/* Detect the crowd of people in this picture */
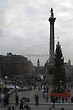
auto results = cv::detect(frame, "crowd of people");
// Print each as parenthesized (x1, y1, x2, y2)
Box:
(34, 85, 49, 105)
(51, 96, 68, 103)
(0, 91, 10, 107)
(7, 106, 15, 110)
(0, 88, 32, 110)
(0, 84, 73, 110)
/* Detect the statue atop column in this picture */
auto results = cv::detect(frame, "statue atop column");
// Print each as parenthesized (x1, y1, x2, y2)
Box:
(49, 8, 56, 70)
(50, 8, 54, 17)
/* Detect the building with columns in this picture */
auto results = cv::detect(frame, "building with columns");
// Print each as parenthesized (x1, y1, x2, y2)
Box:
(64, 60, 73, 79)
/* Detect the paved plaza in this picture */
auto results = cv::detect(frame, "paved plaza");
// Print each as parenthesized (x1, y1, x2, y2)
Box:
(0, 87, 73, 110)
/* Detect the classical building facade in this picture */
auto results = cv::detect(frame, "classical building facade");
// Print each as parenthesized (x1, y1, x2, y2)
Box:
(0, 53, 34, 78)
(64, 60, 73, 79)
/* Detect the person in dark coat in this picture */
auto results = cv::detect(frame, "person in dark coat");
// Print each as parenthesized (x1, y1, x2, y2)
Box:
(7, 106, 12, 110)
(35, 94, 39, 105)
(15, 94, 19, 105)
(6, 93, 10, 106)
(12, 106, 15, 110)
(62, 97, 64, 103)
(71, 96, 73, 103)
(46, 94, 48, 102)
(20, 100, 24, 110)
(52, 97, 55, 108)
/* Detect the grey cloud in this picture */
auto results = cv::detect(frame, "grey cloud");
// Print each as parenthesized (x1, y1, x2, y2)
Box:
(0, 0, 73, 65)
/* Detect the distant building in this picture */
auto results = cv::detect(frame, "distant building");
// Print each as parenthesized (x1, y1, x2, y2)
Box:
(34, 59, 44, 79)
(44, 59, 73, 81)
(64, 60, 73, 79)
(0, 53, 34, 79)
(37, 59, 40, 67)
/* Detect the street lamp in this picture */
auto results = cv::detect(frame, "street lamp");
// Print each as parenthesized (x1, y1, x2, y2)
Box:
(4, 76, 8, 93)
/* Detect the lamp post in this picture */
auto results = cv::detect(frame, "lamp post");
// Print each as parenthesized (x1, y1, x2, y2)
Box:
(5, 76, 8, 92)
(59, 80, 62, 92)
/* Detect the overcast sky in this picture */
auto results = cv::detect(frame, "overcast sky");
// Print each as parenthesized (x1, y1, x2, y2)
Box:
(0, 0, 73, 66)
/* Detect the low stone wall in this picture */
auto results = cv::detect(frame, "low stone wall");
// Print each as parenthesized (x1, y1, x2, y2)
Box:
(17, 88, 32, 91)
(8, 88, 16, 103)
(8, 88, 16, 95)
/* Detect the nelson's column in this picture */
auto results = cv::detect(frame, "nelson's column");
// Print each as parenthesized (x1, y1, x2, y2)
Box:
(48, 8, 56, 74)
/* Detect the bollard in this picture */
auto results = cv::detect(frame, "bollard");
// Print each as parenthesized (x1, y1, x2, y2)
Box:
(62, 108, 64, 110)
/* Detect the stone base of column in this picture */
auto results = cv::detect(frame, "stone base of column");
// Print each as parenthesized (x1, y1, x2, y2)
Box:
(48, 64, 54, 74)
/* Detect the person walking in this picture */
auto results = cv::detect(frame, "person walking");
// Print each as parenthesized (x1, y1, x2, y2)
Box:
(7, 106, 12, 110)
(6, 93, 10, 106)
(58, 97, 61, 103)
(46, 94, 48, 102)
(0, 92, 4, 103)
(12, 106, 15, 110)
(15, 94, 19, 105)
(52, 97, 55, 108)
(19, 100, 24, 110)
(62, 97, 64, 103)
(71, 96, 73, 103)
(65, 97, 67, 103)
(35, 94, 39, 105)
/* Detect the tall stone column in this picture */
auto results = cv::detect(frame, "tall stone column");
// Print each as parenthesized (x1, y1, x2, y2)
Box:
(49, 8, 56, 65)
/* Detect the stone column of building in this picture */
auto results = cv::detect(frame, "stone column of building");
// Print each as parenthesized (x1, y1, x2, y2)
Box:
(49, 8, 56, 65)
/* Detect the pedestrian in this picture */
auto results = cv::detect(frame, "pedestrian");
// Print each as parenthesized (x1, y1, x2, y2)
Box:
(35, 94, 39, 105)
(20, 100, 24, 110)
(12, 106, 15, 110)
(46, 87, 49, 93)
(51, 96, 54, 103)
(6, 93, 10, 106)
(15, 94, 19, 105)
(55, 97, 58, 103)
(62, 97, 64, 103)
(46, 94, 48, 102)
(58, 97, 60, 103)
(43, 91, 46, 98)
(7, 106, 12, 110)
(0, 93, 4, 103)
(42, 88, 44, 93)
(52, 97, 55, 108)
(71, 96, 73, 103)
(65, 97, 67, 103)
(3, 94, 7, 107)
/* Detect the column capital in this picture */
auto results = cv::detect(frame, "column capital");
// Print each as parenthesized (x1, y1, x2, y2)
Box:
(49, 8, 56, 22)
